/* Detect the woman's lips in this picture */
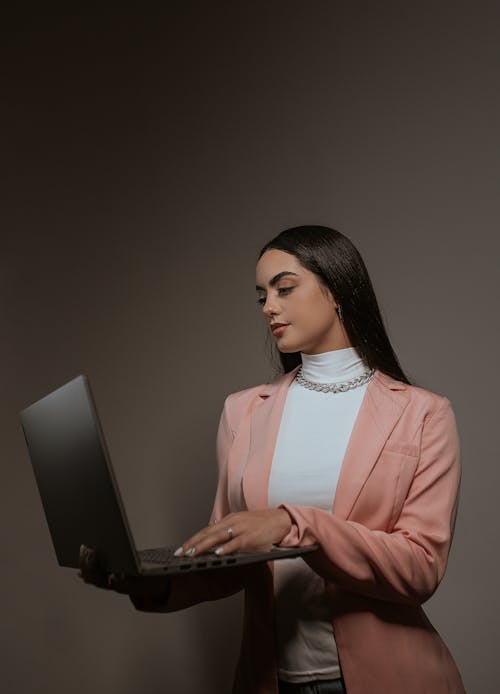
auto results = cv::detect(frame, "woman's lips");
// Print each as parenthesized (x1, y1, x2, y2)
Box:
(271, 324, 289, 336)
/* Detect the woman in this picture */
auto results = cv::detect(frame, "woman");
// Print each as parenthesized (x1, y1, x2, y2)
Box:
(81, 226, 466, 694)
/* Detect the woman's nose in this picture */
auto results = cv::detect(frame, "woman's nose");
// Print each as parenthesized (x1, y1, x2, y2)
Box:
(262, 296, 279, 317)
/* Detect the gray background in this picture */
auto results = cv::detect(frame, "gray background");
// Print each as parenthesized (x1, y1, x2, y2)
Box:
(2, 4, 499, 692)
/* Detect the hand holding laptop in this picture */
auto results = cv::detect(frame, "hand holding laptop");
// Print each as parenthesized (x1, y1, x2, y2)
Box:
(79, 544, 171, 603)
(78, 543, 266, 610)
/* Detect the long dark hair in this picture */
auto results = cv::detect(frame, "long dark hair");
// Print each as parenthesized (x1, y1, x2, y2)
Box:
(258, 225, 412, 385)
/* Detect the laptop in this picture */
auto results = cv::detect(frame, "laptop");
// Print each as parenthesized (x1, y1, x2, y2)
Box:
(19, 375, 317, 576)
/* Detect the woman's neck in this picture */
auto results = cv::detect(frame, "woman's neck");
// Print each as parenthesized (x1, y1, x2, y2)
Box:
(300, 346, 367, 382)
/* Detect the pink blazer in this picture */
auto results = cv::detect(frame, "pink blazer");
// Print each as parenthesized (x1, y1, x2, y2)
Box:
(134, 367, 466, 694)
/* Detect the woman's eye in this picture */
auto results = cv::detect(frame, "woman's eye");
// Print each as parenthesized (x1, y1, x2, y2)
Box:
(256, 287, 293, 306)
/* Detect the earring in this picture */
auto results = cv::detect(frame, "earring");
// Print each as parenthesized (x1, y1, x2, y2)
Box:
(337, 305, 343, 322)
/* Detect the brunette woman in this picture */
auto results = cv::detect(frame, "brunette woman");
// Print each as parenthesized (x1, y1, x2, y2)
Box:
(81, 226, 465, 694)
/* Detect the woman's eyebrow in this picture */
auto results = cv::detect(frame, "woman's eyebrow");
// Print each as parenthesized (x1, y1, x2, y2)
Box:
(255, 271, 299, 291)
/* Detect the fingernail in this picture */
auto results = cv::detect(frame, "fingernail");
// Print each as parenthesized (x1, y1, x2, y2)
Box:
(214, 546, 224, 556)
(174, 546, 183, 557)
(185, 547, 196, 556)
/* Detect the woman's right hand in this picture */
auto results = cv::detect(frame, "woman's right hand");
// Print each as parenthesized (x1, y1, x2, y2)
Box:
(78, 544, 171, 604)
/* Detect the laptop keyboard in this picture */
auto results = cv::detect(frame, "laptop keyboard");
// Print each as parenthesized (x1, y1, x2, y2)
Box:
(139, 547, 177, 564)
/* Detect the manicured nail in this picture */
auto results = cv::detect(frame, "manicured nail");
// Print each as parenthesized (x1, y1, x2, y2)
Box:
(214, 546, 224, 556)
(186, 547, 196, 556)
(174, 546, 183, 557)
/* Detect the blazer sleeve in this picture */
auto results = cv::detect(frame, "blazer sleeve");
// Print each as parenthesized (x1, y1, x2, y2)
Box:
(278, 398, 462, 607)
(131, 395, 247, 613)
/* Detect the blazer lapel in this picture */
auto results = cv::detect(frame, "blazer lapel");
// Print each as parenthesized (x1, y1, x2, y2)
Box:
(240, 367, 410, 519)
(240, 367, 299, 511)
(332, 370, 410, 519)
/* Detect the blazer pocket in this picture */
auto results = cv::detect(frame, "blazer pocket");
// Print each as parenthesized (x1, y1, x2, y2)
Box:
(388, 450, 420, 530)
(349, 446, 419, 530)
(383, 440, 419, 458)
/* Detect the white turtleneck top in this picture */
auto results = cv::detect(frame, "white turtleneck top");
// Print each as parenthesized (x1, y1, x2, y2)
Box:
(268, 346, 370, 683)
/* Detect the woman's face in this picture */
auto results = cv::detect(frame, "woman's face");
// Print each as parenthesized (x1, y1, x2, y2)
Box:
(255, 249, 351, 354)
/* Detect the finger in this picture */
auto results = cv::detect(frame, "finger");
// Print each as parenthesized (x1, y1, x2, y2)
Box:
(212, 538, 241, 556)
(174, 523, 230, 557)
(174, 512, 243, 556)
(78, 545, 99, 576)
(176, 517, 236, 557)
(78, 546, 111, 588)
(174, 532, 216, 557)
(183, 524, 241, 557)
(109, 575, 141, 594)
(78, 544, 93, 571)
(105, 573, 148, 594)
(107, 572, 126, 588)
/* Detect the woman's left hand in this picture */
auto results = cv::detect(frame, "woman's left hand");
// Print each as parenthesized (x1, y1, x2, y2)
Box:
(174, 509, 293, 558)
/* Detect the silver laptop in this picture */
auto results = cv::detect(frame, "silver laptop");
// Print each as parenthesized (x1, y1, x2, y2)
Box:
(19, 375, 317, 576)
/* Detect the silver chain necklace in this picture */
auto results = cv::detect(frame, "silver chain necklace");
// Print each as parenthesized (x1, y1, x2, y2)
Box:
(295, 366, 375, 393)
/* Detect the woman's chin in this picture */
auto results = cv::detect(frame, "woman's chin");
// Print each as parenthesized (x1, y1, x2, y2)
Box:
(277, 341, 301, 354)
